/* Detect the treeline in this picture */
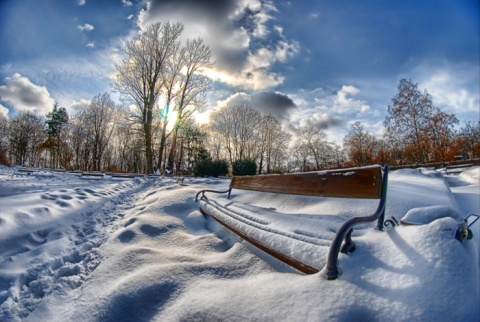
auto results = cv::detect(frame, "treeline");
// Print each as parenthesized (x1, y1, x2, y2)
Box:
(0, 79, 478, 175)
(0, 21, 478, 174)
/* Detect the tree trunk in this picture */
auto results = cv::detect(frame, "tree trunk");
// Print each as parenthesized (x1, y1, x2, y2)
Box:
(157, 122, 168, 173)
(167, 111, 182, 173)
(167, 128, 178, 173)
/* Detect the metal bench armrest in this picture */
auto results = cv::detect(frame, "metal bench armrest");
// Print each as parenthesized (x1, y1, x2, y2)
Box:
(325, 165, 389, 280)
(195, 188, 232, 202)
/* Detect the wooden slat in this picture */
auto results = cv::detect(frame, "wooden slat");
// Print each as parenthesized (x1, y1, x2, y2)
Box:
(230, 166, 382, 199)
(111, 173, 136, 178)
(200, 207, 319, 274)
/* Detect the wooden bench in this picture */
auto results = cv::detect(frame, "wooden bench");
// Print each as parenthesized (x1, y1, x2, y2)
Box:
(195, 165, 391, 280)
(111, 173, 136, 179)
(81, 172, 105, 178)
(51, 169, 67, 174)
(445, 164, 474, 175)
(14, 168, 35, 175)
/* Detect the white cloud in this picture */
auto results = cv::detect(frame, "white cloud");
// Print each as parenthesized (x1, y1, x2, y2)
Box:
(86, 43, 95, 48)
(205, 67, 284, 91)
(229, 0, 262, 20)
(69, 99, 91, 114)
(122, 0, 133, 6)
(407, 61, 479, 124)
(250, 8, 274, 38)
(194, 92, 252, 124)
(286, 86, 377, 145)
(77, 0, 86, 6)
(0, 103, 9, 116)
(214, 92, 251, 109)
(335, 85, 370, 113)
(0, 73, 55, 115)
(204, 39, 299, 91)
(273, 25, 283, 36)
(78, 24, 94, 32)
(420, 70, 479, 114)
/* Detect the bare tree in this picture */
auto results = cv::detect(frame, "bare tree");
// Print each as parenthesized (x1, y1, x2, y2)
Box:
(210, 104, 261, 166)
(8, 111, 45, 166)
(69, 115, 89, 170)
(257, 114, 290, 174)
(167, 38, 213, 172)
(0, 113, 8, 165)
(156, 36, 183, 172)
(203, 123, 223, 160)
(296, 125, 332, 170)
(372, 138, 392, 166)
(115, 22, 184, 173)
(458, 121, 480, 159)
(330, 143, 346, 168)
(343, 121, 375, 166)
(290, 142, 312, 172)
(76, 93, 119, 171)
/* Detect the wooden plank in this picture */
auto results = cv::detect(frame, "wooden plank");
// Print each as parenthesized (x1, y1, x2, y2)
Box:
(82, 172, 104, 177)
(111, 173, 135, 178)
(15, 169, 34, 175)
(200, 207, 319, 274)
(230, 166, 382, 199)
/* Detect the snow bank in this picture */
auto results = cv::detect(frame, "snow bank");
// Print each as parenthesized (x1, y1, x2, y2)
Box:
(459, 166, 480, 184)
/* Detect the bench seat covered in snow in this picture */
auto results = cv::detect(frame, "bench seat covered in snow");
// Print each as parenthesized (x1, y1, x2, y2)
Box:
(195, 165, 390, 280)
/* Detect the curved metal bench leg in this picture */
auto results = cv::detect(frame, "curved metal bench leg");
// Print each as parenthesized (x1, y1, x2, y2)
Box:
(340, 228, 356, 254)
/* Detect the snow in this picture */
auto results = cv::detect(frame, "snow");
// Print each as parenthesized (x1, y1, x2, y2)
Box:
(0, 166, 479, 321)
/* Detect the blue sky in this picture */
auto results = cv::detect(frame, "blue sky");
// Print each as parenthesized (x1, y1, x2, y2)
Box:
(0, 0, 478, 144)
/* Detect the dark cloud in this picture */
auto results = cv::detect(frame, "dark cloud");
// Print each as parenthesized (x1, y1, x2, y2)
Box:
(151, 0, 237, 16)
(286, 109, 342, 134)
(139, 0, 244, 69)
(139, 0, 294, 90)
(307, 114, 342, 130)
(251, 91, 296, 120)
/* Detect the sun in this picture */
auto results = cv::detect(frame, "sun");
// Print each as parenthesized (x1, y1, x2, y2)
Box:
(166, 110, 178, 131)
(193, 110, 211, 124)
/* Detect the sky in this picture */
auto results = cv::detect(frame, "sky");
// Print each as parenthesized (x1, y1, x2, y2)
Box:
(0, 0, 479, 144)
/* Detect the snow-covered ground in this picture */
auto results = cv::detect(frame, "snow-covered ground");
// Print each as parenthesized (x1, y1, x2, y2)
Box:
(0, 166, 478, 321)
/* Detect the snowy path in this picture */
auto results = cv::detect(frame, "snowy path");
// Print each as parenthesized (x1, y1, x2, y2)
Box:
(0, 175, 147, 320)
(24, 179, 272, 321)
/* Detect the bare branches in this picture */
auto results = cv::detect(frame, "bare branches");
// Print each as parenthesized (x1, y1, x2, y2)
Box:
(343, 121, 375, 167)
(114, 21, 184, 173)
(166, 37, 214, 171)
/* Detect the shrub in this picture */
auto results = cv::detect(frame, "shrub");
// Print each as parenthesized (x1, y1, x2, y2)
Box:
(211, 159, 229, 177)
(232, 159, 257, 176)
(193, 159, 210, 177)
(193, 155, 228, 177)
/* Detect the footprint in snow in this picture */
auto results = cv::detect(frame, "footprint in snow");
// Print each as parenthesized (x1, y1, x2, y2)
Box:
(124, 218, 136, 227)
(118, 230, 136, 243)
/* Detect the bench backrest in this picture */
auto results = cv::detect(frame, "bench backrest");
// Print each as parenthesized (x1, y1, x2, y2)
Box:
(230, 166, 383, 199)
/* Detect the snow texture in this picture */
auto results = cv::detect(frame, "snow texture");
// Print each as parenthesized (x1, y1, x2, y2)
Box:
(0, 166, 478, 321)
